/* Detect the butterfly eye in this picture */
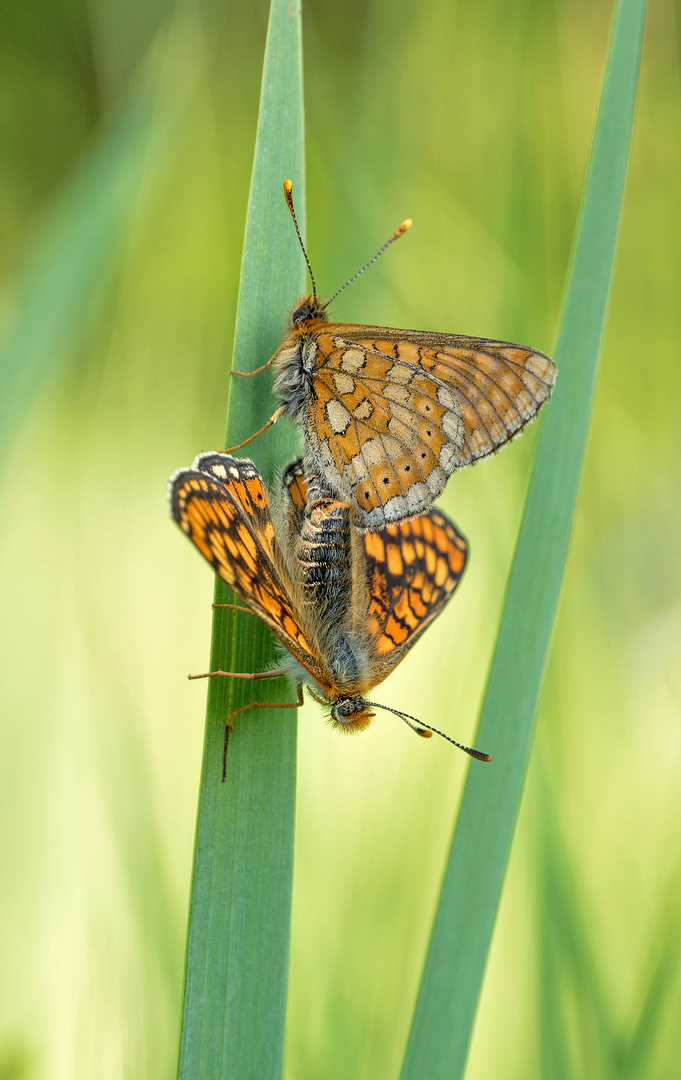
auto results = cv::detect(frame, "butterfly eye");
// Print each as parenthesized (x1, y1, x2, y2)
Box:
(292, 303, 314, 324)
(332, 697, 365, 723)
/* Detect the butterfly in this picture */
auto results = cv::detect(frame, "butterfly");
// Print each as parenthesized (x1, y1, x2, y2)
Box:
(168, 452, 491, 760)
(230, 180, 556, 530)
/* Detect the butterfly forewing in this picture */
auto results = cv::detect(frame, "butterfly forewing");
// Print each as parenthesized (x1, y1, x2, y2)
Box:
(190, 451, 278, 561)
(169, 459, 315, 669)
(277, 318, 555, 529)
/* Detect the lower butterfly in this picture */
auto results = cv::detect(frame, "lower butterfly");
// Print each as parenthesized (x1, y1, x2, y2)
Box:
(168, 452, 491, 761)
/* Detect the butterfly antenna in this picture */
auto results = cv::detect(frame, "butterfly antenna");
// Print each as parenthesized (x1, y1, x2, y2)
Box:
(326, 216, 412, 307)
(364, 701, 492, 762)
(284, 179, 317, 303)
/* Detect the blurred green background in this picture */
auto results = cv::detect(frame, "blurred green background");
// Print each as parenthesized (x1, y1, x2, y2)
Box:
(1, 0, 679, 1077)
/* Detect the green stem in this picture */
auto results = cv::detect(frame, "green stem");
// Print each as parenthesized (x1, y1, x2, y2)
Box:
(177, 2, 305, 1077)
(399, 0, 646, 1076)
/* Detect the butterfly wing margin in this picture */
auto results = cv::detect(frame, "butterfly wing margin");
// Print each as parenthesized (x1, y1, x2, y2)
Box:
(362, 508, 468, 684)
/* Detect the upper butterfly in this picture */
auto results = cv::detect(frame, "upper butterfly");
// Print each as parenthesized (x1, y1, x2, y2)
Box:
(233, 180, 556, 530)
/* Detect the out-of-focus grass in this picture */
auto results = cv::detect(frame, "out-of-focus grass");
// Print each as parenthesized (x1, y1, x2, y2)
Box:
(401, 2, 646, 1075)
(1, 1, 680, 1078)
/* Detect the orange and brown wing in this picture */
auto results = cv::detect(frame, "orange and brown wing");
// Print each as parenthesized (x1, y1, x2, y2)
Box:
(280, 456, 308, 538)
(279, 458, 467, 667)
(303, 324, 554, 528)
(281, 458, 308, 511)
(362, 507, 468, 684)
(168, 458, 314, 669)
(190, 452, 278, 562)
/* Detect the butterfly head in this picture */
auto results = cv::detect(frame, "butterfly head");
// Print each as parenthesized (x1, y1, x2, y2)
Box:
(306, 684, 375, 733)
(291, 294, 329, 326)
(329, 695, 376, 734)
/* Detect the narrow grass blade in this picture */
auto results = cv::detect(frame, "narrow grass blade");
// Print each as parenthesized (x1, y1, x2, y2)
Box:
(399, 1, 647, 1077)
(176, 2, 305, 1079)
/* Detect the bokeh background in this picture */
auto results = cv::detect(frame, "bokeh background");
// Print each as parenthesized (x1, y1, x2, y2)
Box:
(1, 0, 679, 1077)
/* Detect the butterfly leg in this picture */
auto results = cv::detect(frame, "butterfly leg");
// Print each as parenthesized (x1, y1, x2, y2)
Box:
(226, 684, 304, 726)
(222, 406, 286, 453)
(230, 348, 278, 379)
(222, 685, 304, 781)
(188, 667, 290, 681)
(212, 603, 255, 613)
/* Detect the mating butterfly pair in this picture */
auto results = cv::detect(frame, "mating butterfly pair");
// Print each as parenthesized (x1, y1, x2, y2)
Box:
(170, 184, 555, 756)
(169, 453, 489, 758)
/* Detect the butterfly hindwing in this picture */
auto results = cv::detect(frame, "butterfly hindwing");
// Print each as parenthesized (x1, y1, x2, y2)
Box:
(280, 456, 467, 685)
(363, 508, 468, 683)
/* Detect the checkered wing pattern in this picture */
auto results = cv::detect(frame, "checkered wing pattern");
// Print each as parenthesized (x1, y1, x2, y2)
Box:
(281, 457, 468, 683)
(168, 455, 314, 667)
(277, 317, 555, 529)
(363, 508, 468, 682)
(305, 327, 555, 527)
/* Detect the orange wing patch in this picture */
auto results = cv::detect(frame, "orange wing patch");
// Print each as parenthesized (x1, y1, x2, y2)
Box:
(192, 451, 277, 562)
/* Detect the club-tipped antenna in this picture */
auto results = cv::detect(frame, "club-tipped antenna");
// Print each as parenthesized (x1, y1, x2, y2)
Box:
(284, 179, 317, 302)
(326, 216, 412, 307)
(283, 179, 412, 308)
(364, 701, 492, 761)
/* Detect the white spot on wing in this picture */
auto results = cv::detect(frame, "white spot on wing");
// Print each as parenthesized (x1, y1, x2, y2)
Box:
(340, 348, 366, 372)
(442, 410, 464, 442)
(326, 399, 351, 434)
(439, 443, 459, 471)
(353, 399, 374, 421)
(437, 386, 457, 409)
(387, 362, 414, 385)
(426, 467, 445, 494)
(332, 371, 355, 395)
(362, 438, 385, 466)
(384, 384, 410, 406)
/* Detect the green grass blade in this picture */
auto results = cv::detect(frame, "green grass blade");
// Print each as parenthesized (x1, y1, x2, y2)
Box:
(0, 90, 156, 455)
(534, 773, 680, 1079)
(176, 2, 305, 1078)
(399, 1, 647, 1077)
